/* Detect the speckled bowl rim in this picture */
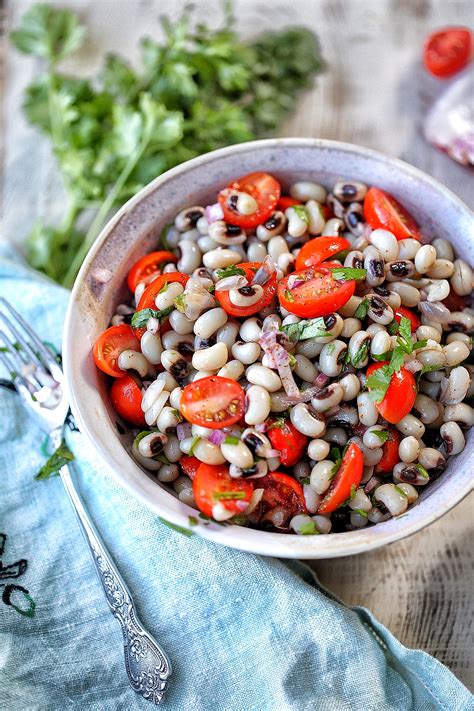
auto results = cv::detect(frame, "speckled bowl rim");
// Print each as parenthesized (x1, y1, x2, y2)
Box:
(64, 138, 473, 559)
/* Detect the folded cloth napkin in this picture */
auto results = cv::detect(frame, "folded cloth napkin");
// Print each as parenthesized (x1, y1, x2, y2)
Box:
(0, 249, 472, 711)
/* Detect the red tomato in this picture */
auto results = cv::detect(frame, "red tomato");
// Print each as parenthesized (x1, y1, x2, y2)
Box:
(442, 291, 467, 312)
(179, 456, 201, 481)
(367, 362, 417, 425)
(193, 463, 254, 518)
(317, 443, 363, 514)
(424, 27, 473, 78)
(375, 428, 401, 474)
(277, 262, 355, 318)
(277, 196, 301, 211)
(215, 262, 277, 317)
(93, 324, 140, 378)
(133, 272, 189, 337)
(180, 376, 245, 429)
(364, 188, 422, 241)
(127, 251, 177, 293)
(394, 306, 421, 333)
(322, 205, 334, 221)
(110, 375, 146, 426)
(267, 419, 308, 467)
(295, 237, 351, 270)
(218, 172, 280, 229)
(251, 472, 307, 529)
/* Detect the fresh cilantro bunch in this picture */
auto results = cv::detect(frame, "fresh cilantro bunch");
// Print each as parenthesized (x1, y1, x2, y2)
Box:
(11, 3, 324, 287)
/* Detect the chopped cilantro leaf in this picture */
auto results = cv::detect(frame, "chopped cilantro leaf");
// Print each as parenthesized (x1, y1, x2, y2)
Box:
(35, 439, 74, 480)
(353, 298, 370, 320)
(329, 267, 367, 281)
(215, 265, 246, 279)
(281, 317, 330, 342)
(371, 430, 389, 443)
(131, 306, 173, 328)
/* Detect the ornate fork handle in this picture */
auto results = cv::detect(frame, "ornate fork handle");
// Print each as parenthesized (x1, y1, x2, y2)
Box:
(53, 430, 172, 704)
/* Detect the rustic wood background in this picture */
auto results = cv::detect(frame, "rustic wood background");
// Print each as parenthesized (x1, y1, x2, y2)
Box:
(2, 0, 473, 690)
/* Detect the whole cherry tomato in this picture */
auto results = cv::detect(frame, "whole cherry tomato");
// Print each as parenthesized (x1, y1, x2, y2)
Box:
(215, 262, 277, 318)
(278, 262, 355, 318)
(110, 375, 146, 426)
(317, 443, 364, 514)
(193, 463, 254, 518)
(364, 187, 422, 241)
(127, 251, 177, 293)
(180, 376, 245, 429)
(295, 237, 351, 270)
(424, 27, 473, 78)
(218, 172, 281, 229)
(367, 362, 417, 424)
(267, 418, 308, 467)
(93, 324, 140, 378)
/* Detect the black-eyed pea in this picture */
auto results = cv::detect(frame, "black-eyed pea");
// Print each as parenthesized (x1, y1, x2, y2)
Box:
(168, 309, 195, 335)
(350, 511, 370, 528)
(398, 435, 420, 463)
(412, 394, 439, 424)
(290, 181, 327, 203)
(307, 439, 331, 462)
(218, 359, 245, 381)
(231, 340, 261, 365)
(193, 307, 228, 339)
(443, 403, 474, 427)
(157, 463, 180, 483)
(220, 440, 253, 469)
(306, 200, 325, 235)
(418, 447, 446, 470)
(270, 390, 291, 413)
(396, 482, 418, 504)
(285, 207, 309, 238)
(395, 414, 425, 439)
(414, 244, 437, 274)
(309, 460, 334, 494)
(366, 323, 386, 336)
(244, 385, 271, 425)
(293, 460, 311, 482)
(333, 180, 367, 203)
(338, 373, 361, 401)
(357, 392, 379, 427)
(312, 514, 332, 534)
(319, 340, 347, 377)
(443, 340, 470, 366)
(291, 403, 326, 437)
(197, 236, 219, 252)
(156, 371, 179, 393)
(132, 442, 162, 471)
(157, 406, 181, 433)
(302, 485, 320, 514)
(439, 366, 471, 405)
(294, 354, 318, 382)
(290, 513, 317, 534)
(310, 383, 345, 413)
(246, 364, 282, 392)
(177, 241, 202, 274)
(416, 325, 442, 343)
(368, 507, 392, 523)
(163, 434, 181, 463)
(385, 260, 416, 282)
(389, 282, 420, 307)
(348, 488, 372, 512)
(323, 427, 348, 446)
(295, 338, 324, 358)
(337, 295, 363, 317)
(117, 349, 148, 378)
(369, 228, 399, 261)
(367, 294, 394, 324)
(446, 332, 472, 351)
(215, 321, 240, 351)
(425, 279, 450, 303)
(256, 211, 287, 241)
(191, 342, 228, 371)
(445, 311, 474, 333)
(440, 421, 466, 455)
(374, 483, 408, 516)
(174, 206, 205, 231)
(348, 331, 371, 368)
(417, 348, 446, 369)
(451, 259, 472, 296)
(397, 238, 421, 260)
(169, 386, 183, 410)
(192, 370, 216, 381)
(370, 330, 392, 358)
(247, 240, 268, 262)
(179, 228, 200, 243)
(426, 259, 455, 279)
(361, 465, 374, 484)
(364, 246, 385, 287)
(344, 202, 365, 236)
(344, 250, 364, 269)
(140, 332, 163, 365)
(203, 248, 241, 270)
(137, 432, 168, 459)
(358, 440, 383, 466)
(322, 217, 345, 237)
(363, 426, 388, 450)
(432, 238, 454, 261)
(392, 462, 429, 486)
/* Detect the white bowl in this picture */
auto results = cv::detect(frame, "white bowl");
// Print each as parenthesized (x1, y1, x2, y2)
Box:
(63, 138, 473, 559)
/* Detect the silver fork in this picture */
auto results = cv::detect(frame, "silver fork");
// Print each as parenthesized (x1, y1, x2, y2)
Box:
(0, 298, 172, 705)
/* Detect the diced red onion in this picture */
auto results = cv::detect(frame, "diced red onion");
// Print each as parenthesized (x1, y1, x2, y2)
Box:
(255, 423, 268, 433)
(404, 359, 423, 373)
(263, 448, 280, 459)
(314, 372, 330, 388)
(287, 274, 304, 289)
(364, 475, 381, 495)
(215, 275, 248, 291)
(176, 423, 192, 440)
(252, 256, 276, 286)
(208, 430, 226, 446)
(205, 203, 224, 223)
(418, 300, 451, 323)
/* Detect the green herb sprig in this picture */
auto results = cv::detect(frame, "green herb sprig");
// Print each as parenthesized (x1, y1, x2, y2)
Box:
(281, 317, 330, 342)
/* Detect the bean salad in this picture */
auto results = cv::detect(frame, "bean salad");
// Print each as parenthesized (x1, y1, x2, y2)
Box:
(92, 172, 473, 535)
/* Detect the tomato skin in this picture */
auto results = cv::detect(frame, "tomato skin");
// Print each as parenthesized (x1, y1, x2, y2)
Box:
(180, 376, 245, 429)
(277, 263, 355, 318)
(93, 324, 140, 378)
(424, 27, 473, 78)
(179, 456, 201, 481)
(267, 419, 308, 467)
(317, 443, 363, 514)
(364, 187, 422, 241)
(218, 172, 281, 229)
(367, 362, 417, 424)
(215, 262, 277, 317)
(136, 272, 189, 312)
(295, 237, 351, 271)
(375, 428, 401, 474)
(277, 196, 301, 211)
(110, 375, 146, 426)
(251, 472, 307, 529)
(394, 306, 421, 333)
(193, 463, 254, 518)
(127, 251, 177, 293)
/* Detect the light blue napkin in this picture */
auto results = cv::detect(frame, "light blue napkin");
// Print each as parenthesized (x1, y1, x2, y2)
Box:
(0, 248, 472, 711)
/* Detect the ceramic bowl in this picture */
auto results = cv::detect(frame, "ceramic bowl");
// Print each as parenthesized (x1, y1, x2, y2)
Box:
(63, 138, 473, 559)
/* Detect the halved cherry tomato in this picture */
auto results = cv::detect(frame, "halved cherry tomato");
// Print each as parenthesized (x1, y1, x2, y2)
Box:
(179, 455, 201, 481)
(424, 27, 473, 79)
(364, 187, 422, 241)
(317, 443, 363, 514)
(193, 463, 254, 518)
(110, 375, 146, 426)
(394, 306, 421, 333)
(133, 272, 189, 337)
(127, 251, 177, 293)
(375, 428, 401, 474)
(367, 362, 417, 425)
(218, 172, 281, 229)
(295, 237, 351, 271)
(267, 418, 308, 467)
(277, 195, 301, 211)
(215, 262, 277, 317)
(93, 324, 140, 378)
(249, 472, 306, 530)
(180, 376, 245, 429)
(277, 262, 355, 318)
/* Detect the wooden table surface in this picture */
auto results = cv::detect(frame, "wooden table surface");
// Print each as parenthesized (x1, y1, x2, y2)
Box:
(2, 0, 473, 691)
